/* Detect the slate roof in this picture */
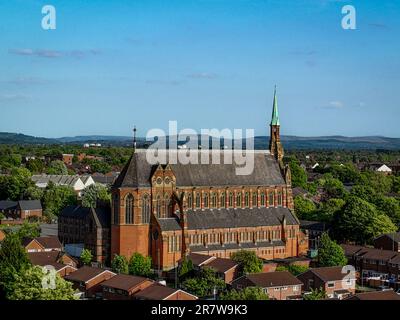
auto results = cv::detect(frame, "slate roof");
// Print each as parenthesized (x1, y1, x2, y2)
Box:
(0, 200, 17, 211)
(375, 232, 400, 243)
(206, 257, 238, 274)
(113, 150, 285, 188)
(184, 253, 216, 266)
(18, 200, 42, 211)
(101, 274, 151, 291)
(28, 251, 61, 266)
(23, 236, 62, 250)
(233, 271, 302, 288)
(299, 220, 328, 232)
(190, 241, 286, 253)
(157, 207, 298, 232)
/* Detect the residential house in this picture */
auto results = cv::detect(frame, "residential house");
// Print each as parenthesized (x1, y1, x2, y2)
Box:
(133, 283, 197, 300)
(297, 266, 356, 299)
(182, 253, 240, 284)
(23, 236, 62, 252)
(62, 154, 74, 166)
(231, 271, 303, 300)
(0, 200, 42, 220)
(64, 266, 116, 298)
(101, 274, 154, 300)
(28, 251, 78, 277)
(374, 232, 400, 252)
(31, 175, 94, 197)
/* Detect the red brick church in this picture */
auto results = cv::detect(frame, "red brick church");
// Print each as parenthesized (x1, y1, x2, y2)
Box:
(111, 89, 308, 271)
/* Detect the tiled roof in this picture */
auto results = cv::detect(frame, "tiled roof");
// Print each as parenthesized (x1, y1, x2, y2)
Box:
(205, 257, 238, 274)
(0, 200, 18, 211)
(101, 274, 151, 291)
(65, 266, 115, 283)
(235, 271, 302, 288)
(18, 200, 42, 211)
(375, 232, 400, 243)
(308, 266, 349, 282)
(185, 253, 215, 267)
(190, 240, 285, 253)
(346, 290, 400, 300)
(23, 236, 62, 250)
(113, 150, 285, 188)
(28, 251, 61, 266)
(133, 283, 180, 300)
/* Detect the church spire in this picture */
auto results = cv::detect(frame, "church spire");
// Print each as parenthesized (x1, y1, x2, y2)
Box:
(269, 86, 284, 164)
(270, 85, 280, 126)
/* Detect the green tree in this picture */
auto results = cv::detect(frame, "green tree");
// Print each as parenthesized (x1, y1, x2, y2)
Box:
(317, 233, 347, 267)
(42, 183, 77, 218)
(374, 195, 400, 227)
(179, 256, 194, 280)
(321, 176, 346, 199)
(334, 196, 397, 243)
(81, 184, 111, 208)
(128, 253, 152, 277)
(318, 198, 346, 223)
(0, 167, 33, 200)
(26, 159, 45, 174)
(16, 221, 41, 239)
(8, 266, 77, 300)
(303, 288, 327, 300)
(47, 160, 68, 175)
(231, 250, 263, 274)
(294, 196, 317, 220)
(80, 249, 93, 265)
(23, 185, 44, 200)
(288, 159, 308, 189)
(0, 233, 31, 295)
(221, 287, 269, 300)
(182, 267, 226, 298)
(111, 254, 129, 274)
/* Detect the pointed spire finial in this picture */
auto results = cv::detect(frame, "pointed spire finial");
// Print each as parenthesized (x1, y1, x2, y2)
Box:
(271, 85, 280, 126)
(133, 125, 137, 152)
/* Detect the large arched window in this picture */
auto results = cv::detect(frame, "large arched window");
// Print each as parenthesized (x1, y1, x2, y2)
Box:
(203, 193, 209, 208)
(211, 193, 217, 208)
(236, 193, 242, 207)
(244, 192, 249, 207)
(220, 193, 226, 208)
(252, 192, 258, 207)
(113, 194, 119, 224)
(125, 194, 134, 224)
(156, 195, 162, 218)
(228, 192, 234, 208)
(195, 193, 201, 209)
(142, 194, 150, 224)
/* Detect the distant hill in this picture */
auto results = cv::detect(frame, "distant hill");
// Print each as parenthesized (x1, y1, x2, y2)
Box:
(1, 132, 400, 150)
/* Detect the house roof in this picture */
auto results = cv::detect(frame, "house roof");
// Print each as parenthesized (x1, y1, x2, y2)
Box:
(65, 266, 115, 283)
(341, 244, 366, 256)
(307, 266, 350, 282)
(133, 283, 189, 300)
(205, 257, 238, 274)
(28, 251, 61, 266)
(346, 290, 400, 300)
(375, 232, 400, 243)
(190, 240, 285, 253)
(101, 274, 151, 291)
(235, 271, 302, 288)
(23, 236, 62, 249)
(158, 207, 298, 232)
(185, 253, 215, 267)
(0, 200, 18, 211)
(18, 200, 42, 211)
(113, 150, 285, 189)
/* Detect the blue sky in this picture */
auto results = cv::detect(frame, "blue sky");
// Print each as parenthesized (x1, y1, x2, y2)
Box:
(0, 0, 399, 138)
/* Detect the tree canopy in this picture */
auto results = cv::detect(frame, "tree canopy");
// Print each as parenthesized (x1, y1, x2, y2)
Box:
(231, 250, 263, 274)
(317, 233, 347, 267)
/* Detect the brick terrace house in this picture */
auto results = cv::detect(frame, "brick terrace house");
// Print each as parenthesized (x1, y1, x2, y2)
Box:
(374, 232, 400, 252)
(133, 283, 197, 300)
(23, 236, 62, 252)
(231, 271, 303, 300)
(182, 252, 240, 284)
(297, 266, 356, 299)
(0, 200, 42, 220)
(342, 244, 400, 288)
(101, 274, 154, 300)
(58, 204, 111, 265)
(110, 89, 308, 271)
(64, 266, 116, 298)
